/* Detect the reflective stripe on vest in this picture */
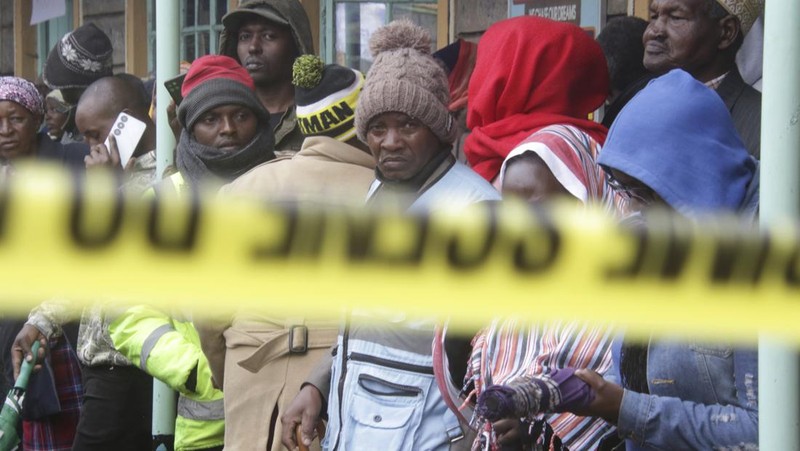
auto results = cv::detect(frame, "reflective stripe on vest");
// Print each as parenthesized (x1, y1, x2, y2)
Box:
(177, 395, 225, 421)
(140, 323, 176, 371)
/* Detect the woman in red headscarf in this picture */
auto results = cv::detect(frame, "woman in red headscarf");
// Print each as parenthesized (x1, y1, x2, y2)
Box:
(456, 16, 620, 450)
(464, 15, 609, 187)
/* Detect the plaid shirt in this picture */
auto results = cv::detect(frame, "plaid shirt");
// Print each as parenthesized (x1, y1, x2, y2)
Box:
(22, 336, 83, 451)
(122, 149, 158, 194)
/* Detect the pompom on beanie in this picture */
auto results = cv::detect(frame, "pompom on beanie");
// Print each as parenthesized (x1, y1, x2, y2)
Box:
(293, 55, 364, 142)
(355, 20, 455, 145)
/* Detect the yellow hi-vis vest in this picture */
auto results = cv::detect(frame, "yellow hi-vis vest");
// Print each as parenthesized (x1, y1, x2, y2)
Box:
(143, 171, 188, 198)
(109, 305, 224, 451)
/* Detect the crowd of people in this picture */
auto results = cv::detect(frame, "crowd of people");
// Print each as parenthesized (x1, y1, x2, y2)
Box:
(0, 0, 765, 449)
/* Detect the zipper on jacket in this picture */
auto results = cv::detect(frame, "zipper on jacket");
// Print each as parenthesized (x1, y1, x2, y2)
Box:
(331, 320, 349, 451)
(348, 352, 434, 375)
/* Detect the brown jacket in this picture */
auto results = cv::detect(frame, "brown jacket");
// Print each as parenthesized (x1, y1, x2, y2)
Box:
(198, 136, 375, 451)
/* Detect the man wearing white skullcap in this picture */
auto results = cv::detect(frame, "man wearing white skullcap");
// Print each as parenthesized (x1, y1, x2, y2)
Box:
(643, 0, 764, 158)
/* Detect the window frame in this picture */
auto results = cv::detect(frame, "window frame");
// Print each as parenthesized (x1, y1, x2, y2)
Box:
(322, 0, 448, 65)
(147, 0, 226, 72)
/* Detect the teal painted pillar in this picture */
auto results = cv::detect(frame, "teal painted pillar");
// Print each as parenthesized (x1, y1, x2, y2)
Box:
(152, 380, 177, 450)
(759, 0, 800, 449)
(153, 1, 180, 449)
(323, 0, 334, 63)
(155, 0, 180, 180)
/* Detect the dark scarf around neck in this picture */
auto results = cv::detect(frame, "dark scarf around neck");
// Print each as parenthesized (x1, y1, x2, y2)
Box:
(177, 127, 275, 186)
(369, 150, 454, 208)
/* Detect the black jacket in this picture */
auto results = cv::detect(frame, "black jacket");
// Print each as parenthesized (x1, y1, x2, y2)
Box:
(716, 68, 762, 159)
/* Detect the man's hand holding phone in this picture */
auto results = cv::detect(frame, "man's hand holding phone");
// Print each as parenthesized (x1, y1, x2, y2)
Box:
(85, 111, 146, 171)
(85, 134, 121, 169)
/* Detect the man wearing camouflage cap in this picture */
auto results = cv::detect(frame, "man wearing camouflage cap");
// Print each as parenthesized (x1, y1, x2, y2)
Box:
(643, 0, 764, 157)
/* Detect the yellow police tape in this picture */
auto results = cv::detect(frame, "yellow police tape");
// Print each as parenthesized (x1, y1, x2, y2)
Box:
(0, 164, 797, 343)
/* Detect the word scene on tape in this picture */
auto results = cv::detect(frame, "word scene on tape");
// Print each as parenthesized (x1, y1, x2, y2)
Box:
(0, 164, 798, 343)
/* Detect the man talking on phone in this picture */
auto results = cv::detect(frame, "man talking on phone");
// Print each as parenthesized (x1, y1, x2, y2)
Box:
(76, 75, 158, 194)
(11, 75, 160, 451)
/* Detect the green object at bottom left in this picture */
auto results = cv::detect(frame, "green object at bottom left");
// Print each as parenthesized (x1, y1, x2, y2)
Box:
(0, 340, 41, 451)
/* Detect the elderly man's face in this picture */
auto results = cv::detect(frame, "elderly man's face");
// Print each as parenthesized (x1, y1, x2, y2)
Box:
(366, 112, 443, 182)
(643, 0, 721, 80)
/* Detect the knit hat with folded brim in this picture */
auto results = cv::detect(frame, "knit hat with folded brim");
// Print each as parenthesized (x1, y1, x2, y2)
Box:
(355, 20, 455, 145)
(178, 54, 269, 130)
(293, 55, 364, 142)
(43, 23, 113, 90)
(715, 0, 764, 35)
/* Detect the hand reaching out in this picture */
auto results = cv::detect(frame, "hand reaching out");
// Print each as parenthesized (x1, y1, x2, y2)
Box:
(281, 384, 326, 450)
(572, 368, 624, 424)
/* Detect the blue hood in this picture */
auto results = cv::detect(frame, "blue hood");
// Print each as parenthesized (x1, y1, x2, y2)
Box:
(598, 69, 756, 217)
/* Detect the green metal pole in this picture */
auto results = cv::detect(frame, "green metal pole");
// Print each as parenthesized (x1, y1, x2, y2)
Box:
(155, 0, 180, 180)
(324, 0, 334, 63)
(152, 379, 177, 451)
(153, 1, 180, 449)
(759, 0, 800, 449)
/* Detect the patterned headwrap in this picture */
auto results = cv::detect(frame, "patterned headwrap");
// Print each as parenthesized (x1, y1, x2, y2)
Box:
(498, 125, 611, 207)
(0, 77, 45, 118)
(715, 0, 765, 35)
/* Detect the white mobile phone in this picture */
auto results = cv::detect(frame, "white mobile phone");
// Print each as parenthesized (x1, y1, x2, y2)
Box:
(104, 112, 146, 168)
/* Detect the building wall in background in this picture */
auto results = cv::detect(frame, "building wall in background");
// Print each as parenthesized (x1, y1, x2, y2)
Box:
(5, 0, 652, 80)
(454, 0, 506, 40)
(82, 0, 127, 74)
(1, 1, 14, 75)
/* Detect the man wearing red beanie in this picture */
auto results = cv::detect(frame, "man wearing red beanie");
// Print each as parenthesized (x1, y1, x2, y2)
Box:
(108, 54, 276, 451)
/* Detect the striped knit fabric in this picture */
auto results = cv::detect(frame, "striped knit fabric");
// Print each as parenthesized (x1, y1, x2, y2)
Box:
(499, 124, 625, 212)
(468, 319, 616, 450)
(470, 126, 622, 449)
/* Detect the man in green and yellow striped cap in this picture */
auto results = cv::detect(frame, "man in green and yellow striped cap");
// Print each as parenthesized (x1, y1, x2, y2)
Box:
(293, 55, 364, 143)
(218, 54, 374, 202)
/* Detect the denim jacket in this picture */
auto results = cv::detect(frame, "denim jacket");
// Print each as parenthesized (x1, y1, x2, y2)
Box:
(611, 338, 758, 450)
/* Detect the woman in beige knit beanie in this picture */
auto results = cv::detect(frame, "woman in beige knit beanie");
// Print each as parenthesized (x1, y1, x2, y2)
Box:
(355, 20, 456, 147)
(351, 19, 501, 213)
(280, 22, 499, 451)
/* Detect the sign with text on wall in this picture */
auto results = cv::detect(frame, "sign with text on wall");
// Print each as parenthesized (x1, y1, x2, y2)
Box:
(513, 0, 581, 25)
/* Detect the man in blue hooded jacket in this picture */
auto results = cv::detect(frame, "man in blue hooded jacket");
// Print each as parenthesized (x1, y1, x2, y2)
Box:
(565, 69, 759, 450)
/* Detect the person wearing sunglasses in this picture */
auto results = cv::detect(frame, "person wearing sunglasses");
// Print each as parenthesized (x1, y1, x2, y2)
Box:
(565, 69, 759, 450)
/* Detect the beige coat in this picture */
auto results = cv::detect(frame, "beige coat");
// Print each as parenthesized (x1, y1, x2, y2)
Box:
(219, 135, 376, 205)
(198, 136, 375, 451)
